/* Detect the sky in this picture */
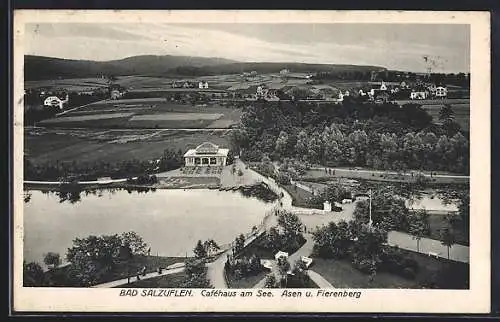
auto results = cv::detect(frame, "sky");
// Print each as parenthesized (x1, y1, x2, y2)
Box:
(24, 23, 470, 73)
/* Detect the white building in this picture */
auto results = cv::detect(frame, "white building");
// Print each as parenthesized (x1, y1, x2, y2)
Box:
(435, 86, 448, 98)
(110, 89, 124, 100)
(183, 142, 229, 167)
(198, 81, 209, 89)
(43, 95, 69, 109)
(279, 69, 290, 76)
(410, 91, 428, 100)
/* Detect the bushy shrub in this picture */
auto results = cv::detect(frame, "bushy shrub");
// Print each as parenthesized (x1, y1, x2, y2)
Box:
(275, 172, 291, 185)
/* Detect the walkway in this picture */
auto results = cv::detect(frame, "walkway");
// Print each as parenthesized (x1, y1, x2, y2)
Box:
(308, 270, 335, 288)
(92, 263, 185, 288)
(309, 166, 468, 183)
(387, 231, 469, 263)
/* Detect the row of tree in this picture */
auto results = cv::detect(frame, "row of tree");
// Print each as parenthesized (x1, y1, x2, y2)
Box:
(24, 148, 184, 181)
(231, 101, 468, 174)
(352, 186, 469, 250)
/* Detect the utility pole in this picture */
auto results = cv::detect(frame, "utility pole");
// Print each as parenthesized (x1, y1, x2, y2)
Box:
(368, 189, 373, 228)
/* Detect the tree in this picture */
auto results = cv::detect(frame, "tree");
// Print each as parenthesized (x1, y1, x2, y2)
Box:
(23, 261, 45, 286)
(275, 131, 289, 157)
(312, 220, 352, 259)
(234, 234, 246, 255)
(203, 239, 220, 257)
(408, 210, 429, 252)
(440, 228, 456, 260)
(66, 234, 124, 286)
(350, 225, 387, 275)
(292, 259, 310, 287)
(307, 132, 324, 163)
(120, 231, 148, 256)
(439, 104, 454, 122)
(194, 240, 207, 259)
(458, 191, 470, 242)
(43, 252, 61, 269)
(183, 258, 212, 288)
(264, 226, 283, 252)
(277, 211, 303, 238)
(274, 256, 291, 287)
(118, 243, 134, 284)
(264, 274, 277, 288)
(295, 130, 309, 159)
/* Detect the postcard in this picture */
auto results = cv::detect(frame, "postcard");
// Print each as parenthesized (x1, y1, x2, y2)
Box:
(12, 10, 490, 313)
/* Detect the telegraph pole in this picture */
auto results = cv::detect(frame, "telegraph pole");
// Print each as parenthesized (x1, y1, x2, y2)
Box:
(368, 189, 373, 228)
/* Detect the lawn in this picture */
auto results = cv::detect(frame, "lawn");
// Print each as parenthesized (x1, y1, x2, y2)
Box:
(281, 184, 314, 208)
(311, 258, 417, 289)
(105, 255, 186, 283)
(311, 247, 469, 289)
(24, 128, 231, 164)
(119, 271, 187, 288)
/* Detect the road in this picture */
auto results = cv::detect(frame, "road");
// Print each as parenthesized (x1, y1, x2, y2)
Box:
(310, 166, 469, 180)
(387, 231, 469, 263)
(55, 99, 107, 117)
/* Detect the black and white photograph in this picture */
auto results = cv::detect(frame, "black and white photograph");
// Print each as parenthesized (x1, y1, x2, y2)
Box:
(12, 10, 490, 313)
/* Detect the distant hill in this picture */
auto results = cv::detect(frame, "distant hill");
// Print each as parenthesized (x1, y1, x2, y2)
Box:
(24, 55, 386, 80)
(171, 62, 386, 77)
(24, 55, 238, 80)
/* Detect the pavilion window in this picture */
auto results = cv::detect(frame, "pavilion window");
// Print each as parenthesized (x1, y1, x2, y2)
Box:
(210, 157, 217, 165)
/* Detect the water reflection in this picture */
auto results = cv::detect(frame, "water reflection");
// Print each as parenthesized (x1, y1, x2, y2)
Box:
(24, 183, 273, 204)
(24, 186, 158, 204)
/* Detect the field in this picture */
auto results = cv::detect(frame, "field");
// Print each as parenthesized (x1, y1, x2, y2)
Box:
(38, 99, 242, 129)
(24, 128, 232, 164)
(119, 271, 187, 288)
(25, 77, 110, 91)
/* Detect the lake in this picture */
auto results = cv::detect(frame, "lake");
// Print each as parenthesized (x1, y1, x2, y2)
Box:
(23, 189, 277, 265)
(405, 194, 459, 212)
